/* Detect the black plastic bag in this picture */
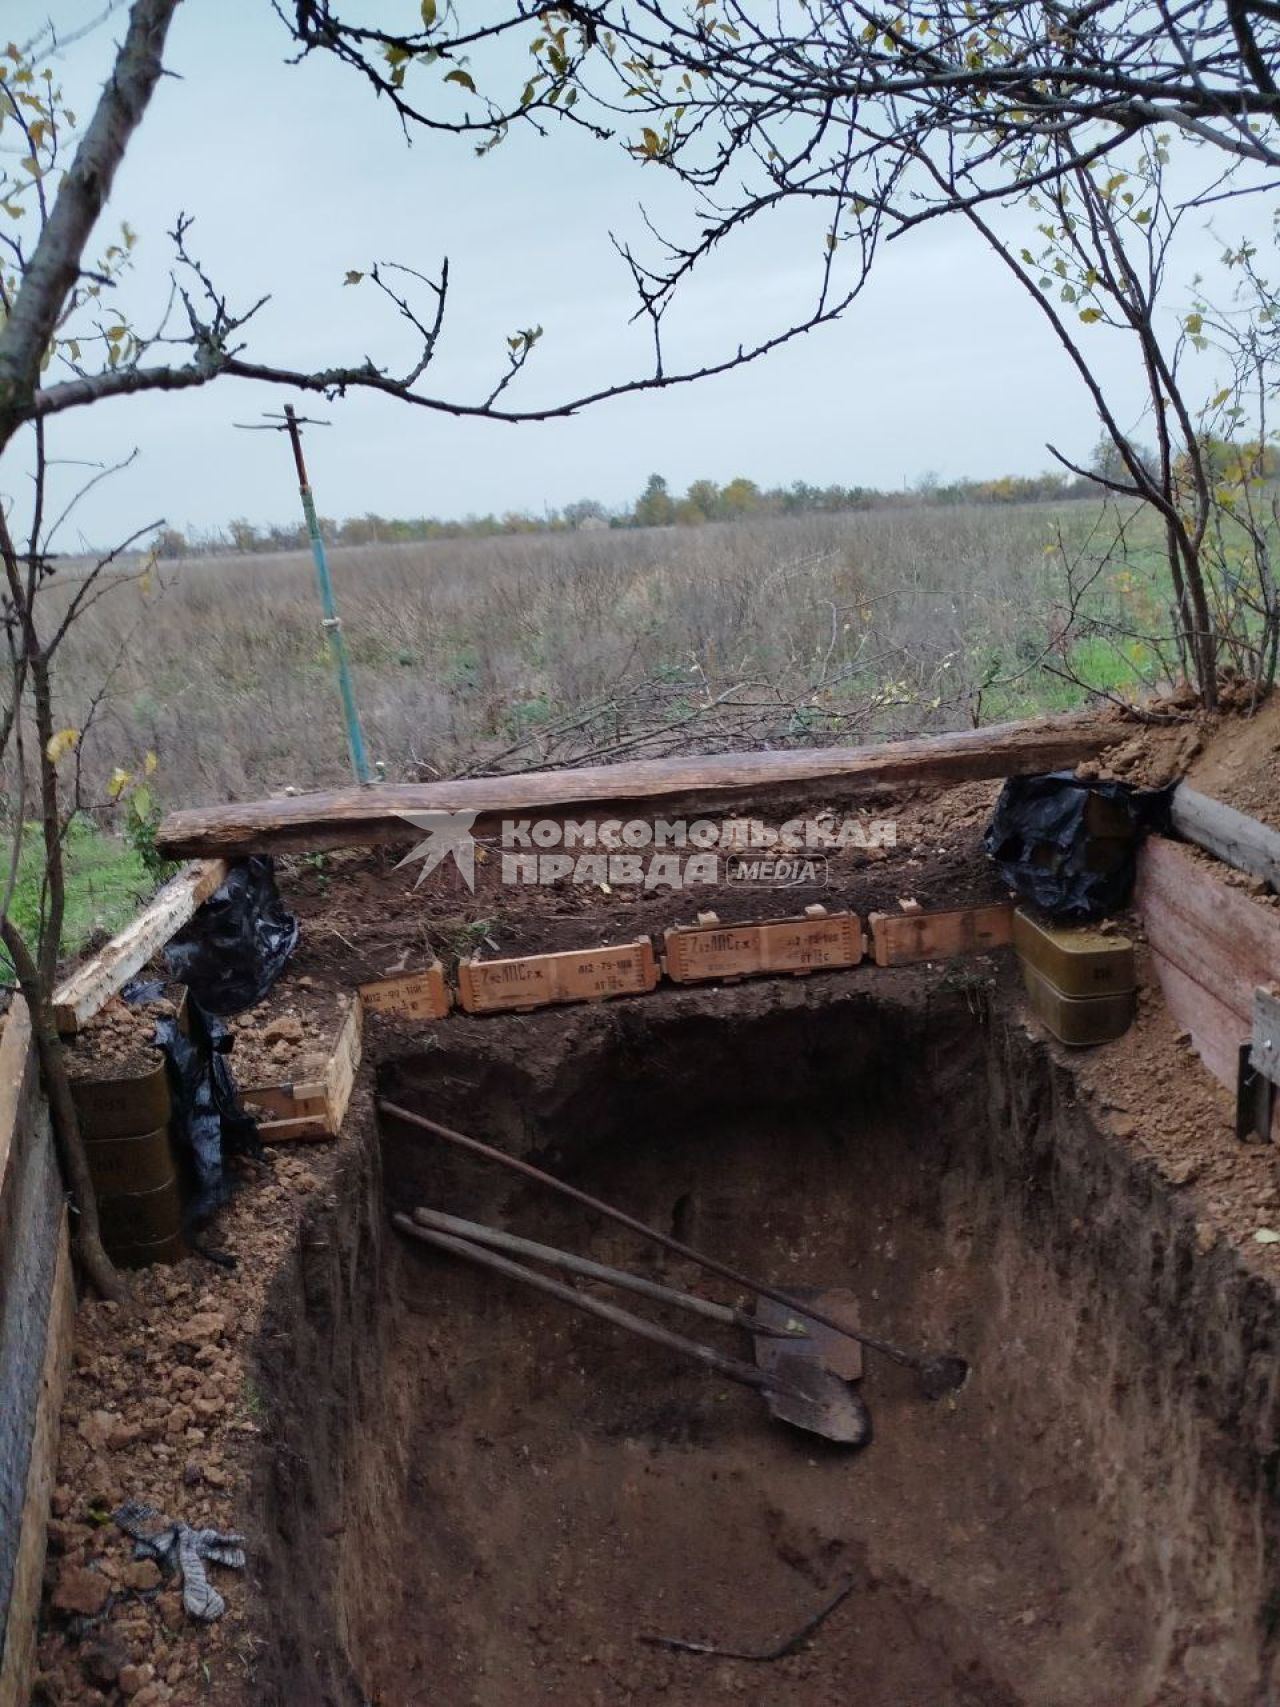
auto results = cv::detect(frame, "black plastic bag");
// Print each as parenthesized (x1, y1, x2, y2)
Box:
(983, 771, 1174, 921)
(152, 1001, 262, 1230)
(164, 855, 298, 1016)
(121, 981, 263, 1233)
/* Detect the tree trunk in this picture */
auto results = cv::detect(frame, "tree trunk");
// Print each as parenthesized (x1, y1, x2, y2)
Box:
(30, 653, 66, 987)
(0, 0, 183, 449)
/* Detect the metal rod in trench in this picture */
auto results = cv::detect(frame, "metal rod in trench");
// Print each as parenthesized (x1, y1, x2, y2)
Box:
(379, 1101, 968, 1397)
(411, 1206, 804, 1337)
(393, 1214, 775, 1393)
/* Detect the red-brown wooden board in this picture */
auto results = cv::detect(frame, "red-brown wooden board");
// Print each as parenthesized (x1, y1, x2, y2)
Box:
(457, 941, 660, 1015)
(664, 913, 862, 982)
(869, 903, 1014, 967)
(358, 965, 452, 1020)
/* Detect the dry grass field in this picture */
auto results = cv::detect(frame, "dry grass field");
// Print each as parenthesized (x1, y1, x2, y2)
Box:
(55, 497, 1147, 817)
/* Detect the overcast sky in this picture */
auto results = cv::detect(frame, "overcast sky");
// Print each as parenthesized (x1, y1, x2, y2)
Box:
(3, 1, 1269, 544)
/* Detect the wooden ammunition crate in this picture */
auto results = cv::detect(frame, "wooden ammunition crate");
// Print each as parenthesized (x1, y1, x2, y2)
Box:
(358, 964, 451, 1021)
(869, 903, 1014, 968)
(457, 940, 660, 1015)
(663, 909, 863, 984)
(241, 995, 363, 1142)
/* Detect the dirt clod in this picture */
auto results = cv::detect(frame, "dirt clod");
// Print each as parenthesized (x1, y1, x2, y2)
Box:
(52, 1564, 111, 1618)
(65, 994, 174, 1080)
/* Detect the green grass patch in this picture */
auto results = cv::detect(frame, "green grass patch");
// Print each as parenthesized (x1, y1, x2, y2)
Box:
(3, 817, 155, 974)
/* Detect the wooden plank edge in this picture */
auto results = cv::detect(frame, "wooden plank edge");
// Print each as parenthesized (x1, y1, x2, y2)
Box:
(324, 998, 363, 1133)
(0, 1000, 34, 1213)
(256, 1113, 332, 1144)
(53, 859, 229, 1036)
(241, 1083, 328, 1122)
(155, 713, 1122, 859)
(1254, 986, 1280, 1088)
(0, 1208, 74, 1707)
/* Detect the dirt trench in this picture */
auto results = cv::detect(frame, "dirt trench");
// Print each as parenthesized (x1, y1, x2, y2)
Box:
(245, 974, 1280, 1707)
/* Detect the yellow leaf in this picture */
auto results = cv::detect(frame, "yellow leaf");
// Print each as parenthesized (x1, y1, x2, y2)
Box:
(1078, 307, 1103, 323)
(640, 126, 660, 156)
(421, 0, 437, 22)
(1184, 313, 1202, 335)
(144, 749, 158, 775)
(445, 68, 476, 93)
(107, 766, 132, 800)
(45, 727, 79, 764)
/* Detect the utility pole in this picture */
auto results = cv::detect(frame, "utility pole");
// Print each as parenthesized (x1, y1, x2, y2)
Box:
(238, 405, 372, 785)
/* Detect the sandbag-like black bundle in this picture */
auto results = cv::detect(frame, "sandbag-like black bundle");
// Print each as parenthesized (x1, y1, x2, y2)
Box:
(164, 855, 298, 1015)
(983, 771, 1174, 921)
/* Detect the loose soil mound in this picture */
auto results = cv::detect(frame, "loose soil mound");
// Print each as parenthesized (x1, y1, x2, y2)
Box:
(64, 994, 176, 1081)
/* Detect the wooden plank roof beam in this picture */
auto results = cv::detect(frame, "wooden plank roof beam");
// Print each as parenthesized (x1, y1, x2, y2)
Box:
(52, 859, 228, 1036)
(156, 711, 1122, 860)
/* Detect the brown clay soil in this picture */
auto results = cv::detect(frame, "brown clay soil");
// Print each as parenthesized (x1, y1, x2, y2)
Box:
(1186, 690, 1280, 830)
(226, 979, 350, 1095)
(29, 704, 1280, 1707)
(277, 775, 1012, 981)
(64, 992, 179, 1082)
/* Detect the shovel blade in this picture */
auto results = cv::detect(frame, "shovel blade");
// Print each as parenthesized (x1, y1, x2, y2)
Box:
(754, 1287, 870, 1447)
(753, 1286, 864, 1381)
(763, 1353, 872, 1447)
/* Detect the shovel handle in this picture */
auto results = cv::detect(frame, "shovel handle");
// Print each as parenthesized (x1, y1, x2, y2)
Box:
(394, 1214, 773, 1394)
(411, 1207, 785, 1336)
(379, 1101, 961, 1388)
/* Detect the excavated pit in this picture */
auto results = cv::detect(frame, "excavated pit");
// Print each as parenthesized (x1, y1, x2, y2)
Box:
(249, 977, 1280, 1707)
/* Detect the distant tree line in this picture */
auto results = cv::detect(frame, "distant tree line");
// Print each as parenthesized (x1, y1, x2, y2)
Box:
(157, 436, 1277, 558)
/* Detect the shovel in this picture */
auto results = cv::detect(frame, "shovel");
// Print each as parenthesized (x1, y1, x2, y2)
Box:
(394, 1210, 871, 1446)
(379, 1100, 969, 1399)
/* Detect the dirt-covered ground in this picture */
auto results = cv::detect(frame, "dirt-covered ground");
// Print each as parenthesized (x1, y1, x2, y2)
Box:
(29, 702, 1280, 1707)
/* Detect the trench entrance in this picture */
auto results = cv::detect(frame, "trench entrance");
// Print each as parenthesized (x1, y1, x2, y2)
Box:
(255, 980, 1276, 1707)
